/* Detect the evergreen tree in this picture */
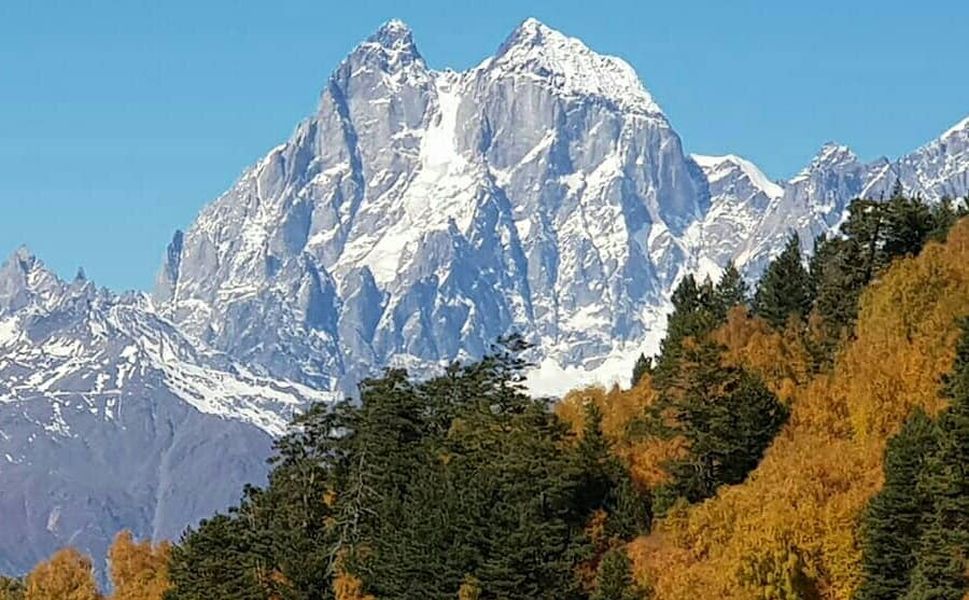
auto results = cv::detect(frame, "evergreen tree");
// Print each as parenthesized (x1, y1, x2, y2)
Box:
(591, 548, 645, 600)
(753, 233, 811, 329)
(905, 318, 969, 599)
(166, 514, 264, 600)
(856, 409, 937, 600)
(630, 354, 652, 387)
(660, 337, 788, 504)
(712, 263, 748, 319)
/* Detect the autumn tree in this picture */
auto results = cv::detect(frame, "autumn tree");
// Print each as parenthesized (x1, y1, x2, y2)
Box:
(24, 548, 100, 600)
(108, 531, 171, 600)
(0, 577, 24, 600)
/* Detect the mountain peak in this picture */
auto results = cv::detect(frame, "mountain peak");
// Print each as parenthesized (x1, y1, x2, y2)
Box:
(692, 154, 784, 199)
(941, 115, 969, 141)
(367, 18, 415, 50)
(4, 245, 52, 279)
(489, 18, 661, 115)
(340, 18, 425, 80)
(813, 142, 858, 166)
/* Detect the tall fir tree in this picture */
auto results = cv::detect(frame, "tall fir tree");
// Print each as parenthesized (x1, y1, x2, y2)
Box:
(591, 548, 645, 600)
(905, 318, 969, 599)
(856, 409, 937, 600)
(655, 337, 788, 506)
(753, 233, 811, 329)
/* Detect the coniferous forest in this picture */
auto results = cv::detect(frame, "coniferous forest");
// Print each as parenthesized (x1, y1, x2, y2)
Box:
(6, 189, 969, 599)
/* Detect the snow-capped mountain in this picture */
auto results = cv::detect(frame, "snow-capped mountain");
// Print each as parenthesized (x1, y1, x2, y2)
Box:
(725, 118, 969, 275)
(4, 16, 969, 577)
(0, 248, 330, 577)
(153, 18, 969, 397)
(154, 18, 709, 396)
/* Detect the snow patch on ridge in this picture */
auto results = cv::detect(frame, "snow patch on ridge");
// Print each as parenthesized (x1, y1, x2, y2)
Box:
(486, 17, 662, 115)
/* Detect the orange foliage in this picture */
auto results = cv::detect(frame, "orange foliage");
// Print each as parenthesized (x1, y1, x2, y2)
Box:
(557, 378, 686, 488)
(333, 571, 375, 600)
(714, 307, 813, 402)
(627, 219, 969, 599)
(25, 548, 101, 600)
(108, 531, 171, 600)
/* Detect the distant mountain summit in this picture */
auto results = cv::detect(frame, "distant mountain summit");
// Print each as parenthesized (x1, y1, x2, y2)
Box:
(3, 17, 969, 577)
(0, 249, 327, 577)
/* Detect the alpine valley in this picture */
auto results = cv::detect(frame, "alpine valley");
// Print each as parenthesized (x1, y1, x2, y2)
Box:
(2, 17, 969, 577)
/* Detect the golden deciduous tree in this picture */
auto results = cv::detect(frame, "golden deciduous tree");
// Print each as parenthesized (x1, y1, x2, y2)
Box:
(626, 219, 969, 599)
(457, 575, 481, 600)
(108, 531, 171, 600)
(25, 548, 101, 600)
(333, 571, 374, 600)
(556, 378, 687, 489)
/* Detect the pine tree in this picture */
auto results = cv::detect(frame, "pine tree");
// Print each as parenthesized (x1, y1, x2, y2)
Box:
(905, 318, 969, 599)
(753, 233, 811, 329)
(856, 409, 937, 600)
(653, 275, 722, 388)
(663, 337, 788, 504)
(591, 548, 645, 600)
(166, 514, 264, 600)
(713, 263, 748, 318)
(630, 354, 651, 387)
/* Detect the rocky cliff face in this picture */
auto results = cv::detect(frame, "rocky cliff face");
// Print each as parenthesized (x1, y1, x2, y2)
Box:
(154, 19, 969, 397)
(154, 18, 710, 396)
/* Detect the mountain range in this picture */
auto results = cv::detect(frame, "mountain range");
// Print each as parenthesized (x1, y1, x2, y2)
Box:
(1, 17, 968, 576)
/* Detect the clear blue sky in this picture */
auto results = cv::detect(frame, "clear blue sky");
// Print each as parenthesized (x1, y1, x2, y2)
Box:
(2, 0, 967, 290)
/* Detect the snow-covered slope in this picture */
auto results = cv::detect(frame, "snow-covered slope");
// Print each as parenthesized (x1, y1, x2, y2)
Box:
(0, 248, 330, 578)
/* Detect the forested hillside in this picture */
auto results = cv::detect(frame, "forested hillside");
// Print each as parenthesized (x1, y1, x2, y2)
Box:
(4, 190, 969, 599)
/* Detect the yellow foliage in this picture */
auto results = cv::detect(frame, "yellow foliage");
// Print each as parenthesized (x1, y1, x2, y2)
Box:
(108, 531, 171, 600)
(333, 571, 375, 600)
(628, 219, 969, 599)
(714, 307, 812, 402)
(556, 379, 686, 489)
(25, 548, 101, 600)
(457, 575, 481, 600)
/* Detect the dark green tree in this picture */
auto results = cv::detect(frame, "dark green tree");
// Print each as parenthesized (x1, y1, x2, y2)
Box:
(753, 233, 811, 329)
(659, 337, 788, 505)
(166, 514, 265, 600)
(631, 354, 652, 387)
(905, 319, 969, 599)
(591, 548, 646, 600)
(712, 263, 748, 318)
(856, 409, 937, 600)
